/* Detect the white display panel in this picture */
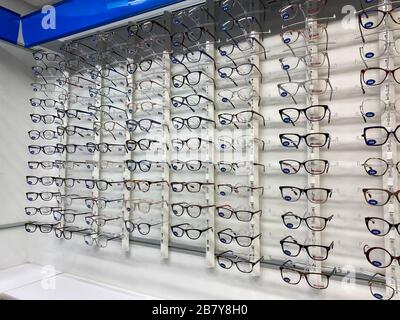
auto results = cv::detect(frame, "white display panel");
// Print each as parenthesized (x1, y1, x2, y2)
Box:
(0, 41, 32, 270)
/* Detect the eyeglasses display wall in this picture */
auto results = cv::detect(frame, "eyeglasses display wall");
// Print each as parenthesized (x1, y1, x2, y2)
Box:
(24, 0, 400, 299)
(357, 0, 400, 300)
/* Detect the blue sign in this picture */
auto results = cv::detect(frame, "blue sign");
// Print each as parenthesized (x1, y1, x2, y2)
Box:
(0, 6, 20, 44)
(22, 0, 184, 47)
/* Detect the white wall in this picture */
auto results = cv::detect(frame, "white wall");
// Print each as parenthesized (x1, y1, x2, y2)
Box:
(0, 42, 32, 226)
(0, 229, 27, 269)
(0, 41, 32, 269)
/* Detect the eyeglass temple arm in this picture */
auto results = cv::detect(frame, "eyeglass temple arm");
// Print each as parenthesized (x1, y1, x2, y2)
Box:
(280, 109, 295, 126)
(324, 160, 330, 173)
(225, 96, 237, 109)
(326, 79, 333, 101)
(323, 105, 332, 124)
(129, 30, 146, 41)
(254, 186, 264, 195)
(72, 228, 92, 234)
(104, 217, 121, 222)
(360, 70, 366, 94)
(252, 36, 267, 59)
(202, 72, 217, 89)
(252, 233, 262, 240)
(110, 49, 127, 62)
(326, 134, 331, 149)
(172, 223, 191, 229)
(204, 118, 217, 128)
(281, 235, 292, 242)
(202, 6, 215, 21)
(253, 256, 264, 265)
(106, 235, 123, 242)
(199, 49, 216, 68)
(72, 212, 92, 216)
(36, 72, 48, 85)
(280, 259, 294, 269)
(281, 135, 296, 148)
(223, 67, 239, 87)
(252, 64, 263, 83)
(252, 110, 266, 126)
(225, 31, 240, 48)
(358, 47, 369, 69)
(217, 250, 235, 257)
(202, 27, 216, 41)
(224, 50, 240, 67)
(218, 228, 232, 234)
(290, 93, 298, 104)
(171, 55, 190, 72)
(329, 267, 337, 277)
(358, 14, 366, 43)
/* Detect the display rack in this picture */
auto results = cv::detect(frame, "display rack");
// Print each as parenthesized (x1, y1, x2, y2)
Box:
(19, 0, 400, 299)
(248, 0, 263, 278)
(305, 15, 323, 287)
(2, 216, 383, 286)
(59, 71, 71, 231)
(161, 11, 173, 259)
(122, 53, 134, 253)
(90, 40, 105, 242)
(379, 0, 400, 300)
(205, 0, 216, 268)
(249, 32, 262, 276)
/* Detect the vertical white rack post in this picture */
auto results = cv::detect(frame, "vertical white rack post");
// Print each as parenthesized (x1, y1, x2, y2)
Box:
(250, 42, 262, 276)
(59, 69, 71, 230)
(379, 0, 399, 300)
(248, 0, 262, 276)
(122, 53, 134, 253)
(205, 0, 216, 267)
(161, 11, 172, 259)
(306, 17, 323, 281)
(90, 36, 105, 240)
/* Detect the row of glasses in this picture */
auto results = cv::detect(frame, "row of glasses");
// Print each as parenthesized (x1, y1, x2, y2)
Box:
(28, 48, 83, 240)
(128, 13, 182, 247)
(26, 0, 337, 280)
(101, 29, 167, 243)
(25, 1, 222, 255)
(169, 3, 217, 249)
(25, 222, 124, 247)
(215, 0, 267, 274)
(358, 0, 400, 300)
(27, 0, 342, 281)
(277, 0, 336, 290)
(28, 31, 146, 248)
(68, 33, 128, 244)
(125, 0, 268, 269)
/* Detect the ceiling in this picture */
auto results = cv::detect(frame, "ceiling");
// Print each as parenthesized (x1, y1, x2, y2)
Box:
(0, 0, 63, 16)
(21, 0, 63, 8)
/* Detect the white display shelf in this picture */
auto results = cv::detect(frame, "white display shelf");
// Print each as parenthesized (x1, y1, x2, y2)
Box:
(0, 263, 157, 300)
